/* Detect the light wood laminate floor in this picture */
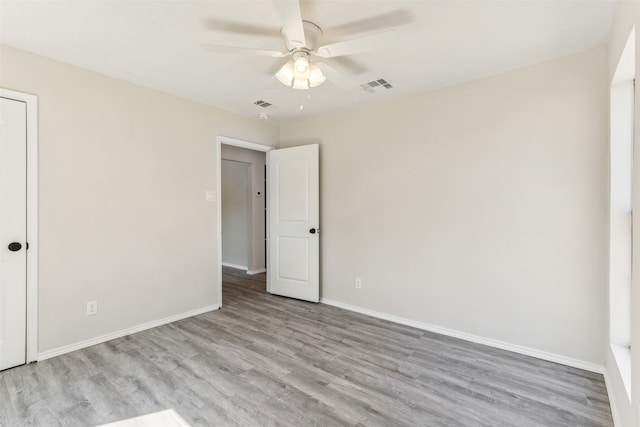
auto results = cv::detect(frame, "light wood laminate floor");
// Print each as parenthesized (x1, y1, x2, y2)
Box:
(1, 267, 613, 426)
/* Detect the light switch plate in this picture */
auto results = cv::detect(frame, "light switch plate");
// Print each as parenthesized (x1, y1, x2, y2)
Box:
(205, 191, 216, 202)
(86, 301, 98, 316)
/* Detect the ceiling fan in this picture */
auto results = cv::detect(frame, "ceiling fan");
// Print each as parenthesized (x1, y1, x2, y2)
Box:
(201, 0, 404, 90)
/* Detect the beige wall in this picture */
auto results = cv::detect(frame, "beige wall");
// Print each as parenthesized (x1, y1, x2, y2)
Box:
(221, 145, 267, 273)
(0, 45, 278, 354)
(281, 47, 609, 366)
(606, 3, 640, 426)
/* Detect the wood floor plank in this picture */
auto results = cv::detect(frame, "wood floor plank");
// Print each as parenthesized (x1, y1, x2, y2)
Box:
(0, 267, 613, 426)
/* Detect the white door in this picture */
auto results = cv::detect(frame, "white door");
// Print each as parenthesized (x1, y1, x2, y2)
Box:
(267, 144, 319, 302)
(0, 96, 28, 371)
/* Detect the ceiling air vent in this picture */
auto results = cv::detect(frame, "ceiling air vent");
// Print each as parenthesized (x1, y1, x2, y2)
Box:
(253, 100, 273, 108)
(360, 78, 393, 94)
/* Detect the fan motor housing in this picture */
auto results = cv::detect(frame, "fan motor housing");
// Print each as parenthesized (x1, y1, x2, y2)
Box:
(283, 21, 322, 51)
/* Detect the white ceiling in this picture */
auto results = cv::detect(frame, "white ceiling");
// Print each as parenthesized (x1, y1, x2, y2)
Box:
(0, 0, 616, 123)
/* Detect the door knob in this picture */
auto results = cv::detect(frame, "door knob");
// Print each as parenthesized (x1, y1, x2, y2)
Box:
(309, 228, 317, 234)
(8, 242, 22, 252)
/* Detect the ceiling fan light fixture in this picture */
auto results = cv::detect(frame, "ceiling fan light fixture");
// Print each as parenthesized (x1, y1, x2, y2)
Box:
(308, 64, 326, 88)
(293, 67, 310, 80)
(292, 78, 310, 90)
(275, 61, 295, 86)
(294, 55, 309, 73)
(292, 59, 310, 80)
(276, 53, 325, 90)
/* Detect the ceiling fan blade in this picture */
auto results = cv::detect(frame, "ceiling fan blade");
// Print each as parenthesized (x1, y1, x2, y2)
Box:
(327, 57, 367, 75)
(316, 62, 359, 91)
(201, 44, 288, 58)
(327, 10, 412, 38)
(272, 0, 306, 48)
(315, 30, 397, 58)
(204, 18, 280, 38)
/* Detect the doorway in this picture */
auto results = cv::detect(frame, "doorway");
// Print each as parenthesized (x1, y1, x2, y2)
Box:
(0, 88, 38, 368)
(216, 136, 273, 307)
(216, 137, 320, 306)
(221, 159, 251, 271)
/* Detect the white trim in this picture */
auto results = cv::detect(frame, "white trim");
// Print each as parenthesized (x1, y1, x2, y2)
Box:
(603, 368, 622, 427)
(216, 136, 274, 308)
(38, 304, 219, 361)
(0, 88, 38, 364)
(320, 298, 604, 374)
(222, 262, 248, 271)
(610, 343, 632, 401)
(218, 136, 275, 153)
(247, 268, 267, 275)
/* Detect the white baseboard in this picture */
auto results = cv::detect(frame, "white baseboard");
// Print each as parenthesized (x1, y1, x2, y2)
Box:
(38, 304, 219, 361)
(247, 268, 266, 275)
(222, 262, 248, 270)
(320, 298, 604, 374)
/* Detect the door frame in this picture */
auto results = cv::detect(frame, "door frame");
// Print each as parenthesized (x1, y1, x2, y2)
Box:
(1, 87, 38, 363)
(216, 136, 273, 307)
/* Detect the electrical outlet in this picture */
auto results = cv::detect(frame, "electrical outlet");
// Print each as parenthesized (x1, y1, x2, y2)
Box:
(354, 277, 362, 289)
(86, 300, 98, 316)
